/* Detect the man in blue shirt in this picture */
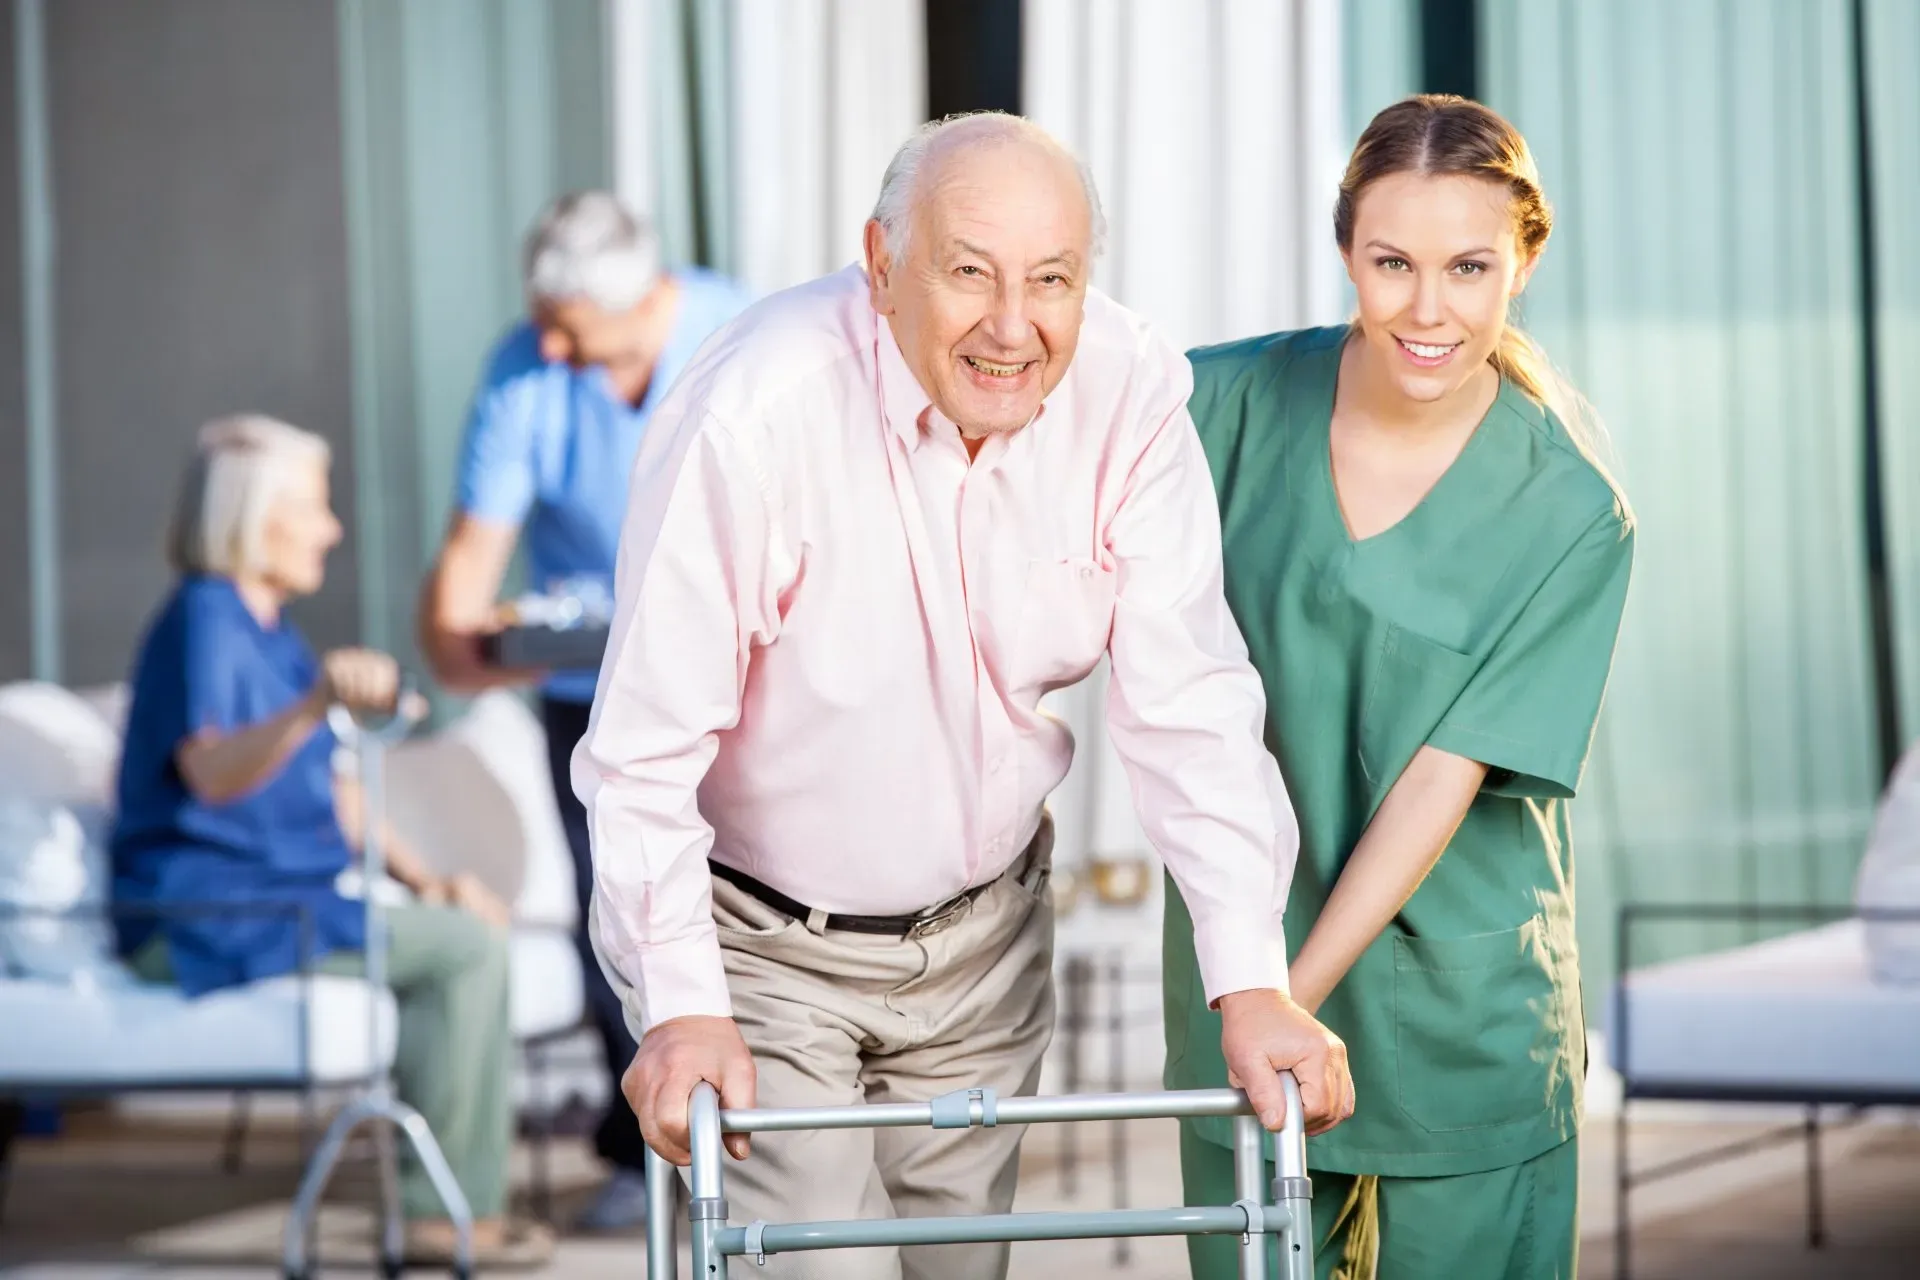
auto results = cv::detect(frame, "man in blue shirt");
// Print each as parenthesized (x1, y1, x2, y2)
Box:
(419, 190, 750, 1231)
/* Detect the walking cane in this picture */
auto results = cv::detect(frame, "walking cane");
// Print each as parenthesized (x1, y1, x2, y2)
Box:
(282, 681, 475, 1280)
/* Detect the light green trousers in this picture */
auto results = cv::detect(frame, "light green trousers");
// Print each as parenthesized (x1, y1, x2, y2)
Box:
(1179, 1123, 1580, 1280)
(133, 904, 514, 1219)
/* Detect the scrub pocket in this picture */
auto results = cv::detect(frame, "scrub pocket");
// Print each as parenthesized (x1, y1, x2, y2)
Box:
(1391, 914, 1574, 1132)
(1358, 624, 1478, 791)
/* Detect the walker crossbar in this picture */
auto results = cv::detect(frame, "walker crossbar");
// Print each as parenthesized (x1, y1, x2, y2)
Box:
(645, 1074, 1313, 1279)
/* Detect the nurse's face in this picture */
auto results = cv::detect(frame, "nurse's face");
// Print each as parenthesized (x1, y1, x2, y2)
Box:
(535, 294, 659, 374)
(1341, 171, 1539, 405)
(260, 458, 343, 600)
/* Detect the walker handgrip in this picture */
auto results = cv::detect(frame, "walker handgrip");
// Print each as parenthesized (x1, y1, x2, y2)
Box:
(326, 675, 426, 747)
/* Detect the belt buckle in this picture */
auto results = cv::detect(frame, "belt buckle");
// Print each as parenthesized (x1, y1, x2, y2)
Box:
(909, 894, 974, 939)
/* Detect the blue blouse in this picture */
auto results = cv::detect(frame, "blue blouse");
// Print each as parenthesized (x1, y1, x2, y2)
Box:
(109, 575, 365, 996)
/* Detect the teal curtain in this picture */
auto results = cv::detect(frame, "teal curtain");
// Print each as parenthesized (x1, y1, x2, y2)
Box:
(335, 0, 609, 673)
(1480, 0, 1884, 994)
(1344, 0, 1421, 132)
(1869, 0, 1920, 741)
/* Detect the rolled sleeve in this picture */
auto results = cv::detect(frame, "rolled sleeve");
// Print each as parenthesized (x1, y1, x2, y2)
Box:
(454, 336, 543, 526)
(1428, 508, 1634, 800)
(573, 408, 788, 1034)
(1100, 351, 1298, 1003)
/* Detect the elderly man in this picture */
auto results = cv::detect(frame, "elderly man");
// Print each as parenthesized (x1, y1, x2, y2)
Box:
(418, 189, 749, 1231)
(576, 114, 1353, 1278)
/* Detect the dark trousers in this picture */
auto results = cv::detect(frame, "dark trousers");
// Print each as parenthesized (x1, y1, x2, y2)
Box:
(540, 696, 647, 1172)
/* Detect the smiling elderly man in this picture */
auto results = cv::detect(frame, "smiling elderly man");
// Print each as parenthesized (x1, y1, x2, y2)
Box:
(574, 112, 1353, 1279)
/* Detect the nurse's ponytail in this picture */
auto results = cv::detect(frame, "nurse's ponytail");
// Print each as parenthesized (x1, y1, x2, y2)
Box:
(1336, 95, 1632, 525)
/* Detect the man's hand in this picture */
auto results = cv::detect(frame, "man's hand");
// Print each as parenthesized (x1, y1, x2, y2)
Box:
(622, 1015, 757, 1165)
(1216, 988, 1354, 1137)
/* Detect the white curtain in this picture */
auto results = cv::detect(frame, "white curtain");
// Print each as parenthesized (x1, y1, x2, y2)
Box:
(1023, 0, 1349, 355)
(1021, 1, 1351, 1034)
(607, 0, 924, 297)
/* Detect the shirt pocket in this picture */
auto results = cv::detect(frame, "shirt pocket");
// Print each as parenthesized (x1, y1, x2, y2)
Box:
(1391, 914, 1574, 1132)
(1359, 623, 1478, 792)
(1015, 556, 1118, 691)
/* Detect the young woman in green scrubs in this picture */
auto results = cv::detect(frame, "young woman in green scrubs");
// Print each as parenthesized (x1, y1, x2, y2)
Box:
(1166, 95, 1634, 1280)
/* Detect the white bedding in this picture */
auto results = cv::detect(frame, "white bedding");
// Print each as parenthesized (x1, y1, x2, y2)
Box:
(0, 973, 397, 1087)
(1608, 920, 1920, 1097)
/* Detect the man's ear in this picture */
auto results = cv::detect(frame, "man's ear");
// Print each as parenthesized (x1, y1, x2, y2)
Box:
(864, 219, 896, 315)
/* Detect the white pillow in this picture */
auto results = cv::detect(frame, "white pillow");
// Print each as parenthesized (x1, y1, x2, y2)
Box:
(382, 730, 527, 907)
(1857, 742, 1920, 984)
(443, 693, 578, 929)
(0, 681, 124, 807)
(0, 796, 123, 985)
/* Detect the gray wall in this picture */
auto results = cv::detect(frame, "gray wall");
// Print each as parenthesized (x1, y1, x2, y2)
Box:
(0, 8, 31, 680)
(42, 0, 359, 683)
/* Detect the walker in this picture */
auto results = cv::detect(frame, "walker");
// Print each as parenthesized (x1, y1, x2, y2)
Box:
(648, 1071, 1314, 1279)
(282, 688, 475, 1279)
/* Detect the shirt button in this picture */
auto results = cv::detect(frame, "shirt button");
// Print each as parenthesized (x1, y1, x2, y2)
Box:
(989, 755, 1005, 774)
(1078, 565, 1094, 580)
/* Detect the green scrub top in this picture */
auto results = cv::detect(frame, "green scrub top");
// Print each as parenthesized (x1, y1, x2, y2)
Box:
(1163, 326, 1634, 1179)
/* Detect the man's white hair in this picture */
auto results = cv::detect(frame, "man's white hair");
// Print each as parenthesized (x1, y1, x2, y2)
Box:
(523, 190, 662, 313)
(167, 414, 331, 577)
(871, 112, 1107, 264)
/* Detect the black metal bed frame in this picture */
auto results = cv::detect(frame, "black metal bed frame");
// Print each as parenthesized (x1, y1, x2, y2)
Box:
(1611, 902, 1920, 1280)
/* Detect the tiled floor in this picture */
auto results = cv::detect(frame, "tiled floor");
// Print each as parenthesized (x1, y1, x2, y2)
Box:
(3, 1106, 1917, 1278)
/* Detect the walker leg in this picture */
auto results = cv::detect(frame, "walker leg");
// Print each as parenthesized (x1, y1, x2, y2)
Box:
(688, 1084, 728, 1278)
(646, 1146, 678, 1278)
(1233, 1113, 1268, 1280)
(283, 1098, 376, 1279)
(375, 1118, 406, 1278)
(394, 1104, 474, 1279)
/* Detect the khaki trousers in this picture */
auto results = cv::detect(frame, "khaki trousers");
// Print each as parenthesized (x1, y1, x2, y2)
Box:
(691, 833, 1056, 1280)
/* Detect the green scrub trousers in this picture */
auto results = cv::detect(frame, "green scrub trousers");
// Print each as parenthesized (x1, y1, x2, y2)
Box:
(131, 902, 514, 1220)
(1164, 326, 1633, 1278)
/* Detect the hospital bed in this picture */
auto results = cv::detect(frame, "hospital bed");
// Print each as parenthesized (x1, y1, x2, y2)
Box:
(1606, 903, 1920, 1279)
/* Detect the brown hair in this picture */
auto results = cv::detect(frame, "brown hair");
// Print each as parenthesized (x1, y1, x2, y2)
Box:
(1336, 95, 1628, 515)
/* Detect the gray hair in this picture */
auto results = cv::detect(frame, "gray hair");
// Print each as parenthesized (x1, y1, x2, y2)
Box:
(523, 190, 662, 313)
(871, 112, 1108, 265)
(166, 415, 330, 577)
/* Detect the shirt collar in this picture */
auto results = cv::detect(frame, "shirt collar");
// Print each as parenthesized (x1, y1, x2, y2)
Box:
(874, 309, 940, 452)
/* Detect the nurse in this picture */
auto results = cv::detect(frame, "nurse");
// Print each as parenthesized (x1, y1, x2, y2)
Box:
(418, 190, 750, 1231)
(1166, 95, 1634, 1279)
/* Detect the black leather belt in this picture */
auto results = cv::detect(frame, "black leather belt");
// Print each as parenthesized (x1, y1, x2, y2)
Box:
(709, 860, 995, 937)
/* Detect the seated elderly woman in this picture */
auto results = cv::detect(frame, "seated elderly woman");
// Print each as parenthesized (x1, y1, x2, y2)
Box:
(109, 414, 551, 1268)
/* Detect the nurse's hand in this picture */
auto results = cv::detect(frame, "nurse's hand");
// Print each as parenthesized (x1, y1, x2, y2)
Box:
(1216, 988, 1355, 1137)
(625, 1015, 757, 1166)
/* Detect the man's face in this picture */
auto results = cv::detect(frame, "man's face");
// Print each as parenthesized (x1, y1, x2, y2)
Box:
(534, 287, 675, 390)
(865, 140, 1091, 439)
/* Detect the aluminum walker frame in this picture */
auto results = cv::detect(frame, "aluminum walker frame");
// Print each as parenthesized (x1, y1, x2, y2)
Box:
(646, 1072, 1313, 1279)
(281, 689, 475, 1280)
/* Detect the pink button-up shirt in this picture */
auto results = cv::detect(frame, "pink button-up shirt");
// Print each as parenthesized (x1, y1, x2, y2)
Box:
(575, 265, 1298, 1031)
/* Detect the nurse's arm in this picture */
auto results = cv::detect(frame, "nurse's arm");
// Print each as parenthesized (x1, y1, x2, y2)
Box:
(1287, 745, 1488, 1014)
(173, 688, 331, 805)
(417, 512, 546, 694)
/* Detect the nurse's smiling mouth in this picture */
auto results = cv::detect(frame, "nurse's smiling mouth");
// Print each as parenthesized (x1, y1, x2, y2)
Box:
(1395, 336, 1461, 368)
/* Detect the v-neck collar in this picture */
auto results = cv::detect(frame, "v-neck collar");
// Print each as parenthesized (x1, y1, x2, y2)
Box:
(1307, 330, 1511, 549)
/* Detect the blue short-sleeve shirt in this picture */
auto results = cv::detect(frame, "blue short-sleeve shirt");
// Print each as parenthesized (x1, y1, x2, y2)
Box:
(454, 267, 752, 702)
(109, 575, 365, 996)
